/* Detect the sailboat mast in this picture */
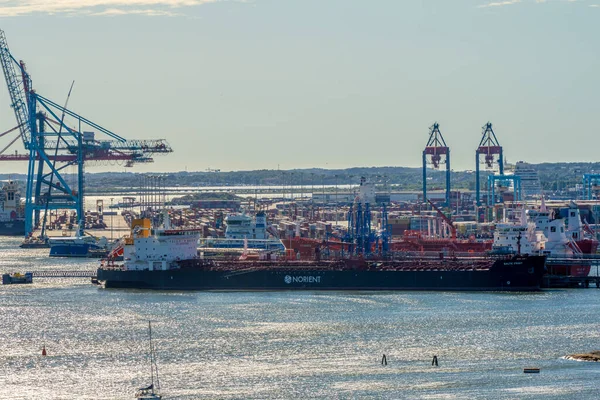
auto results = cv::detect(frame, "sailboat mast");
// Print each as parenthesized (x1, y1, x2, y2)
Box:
(148, 320, 160, 393)
(149, 321, 154, 392)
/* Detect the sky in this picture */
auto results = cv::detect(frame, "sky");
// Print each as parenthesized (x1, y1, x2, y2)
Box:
(0, 0, 597, 174)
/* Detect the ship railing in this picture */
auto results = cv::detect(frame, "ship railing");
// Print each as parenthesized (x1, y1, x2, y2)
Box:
(388, 251, 491, 261)
(546, 258, 596, 265)
(221, 267, 263, 277)
(200, 258, 495, 273)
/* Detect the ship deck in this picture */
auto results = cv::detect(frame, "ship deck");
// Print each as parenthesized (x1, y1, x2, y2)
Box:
(101, 254, 517, 273)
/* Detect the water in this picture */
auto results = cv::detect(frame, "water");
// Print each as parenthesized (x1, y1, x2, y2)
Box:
(1, 237, 599, 399)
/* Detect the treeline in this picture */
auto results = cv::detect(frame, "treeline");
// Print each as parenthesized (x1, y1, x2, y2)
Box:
(4, 162, 599, 192)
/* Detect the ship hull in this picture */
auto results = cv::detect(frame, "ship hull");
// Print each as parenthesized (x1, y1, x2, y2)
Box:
(575, 239, 599, 255)
(50, 243, 92, 257)
(97, 256, 546, 292)
(0, 220, 25, 236)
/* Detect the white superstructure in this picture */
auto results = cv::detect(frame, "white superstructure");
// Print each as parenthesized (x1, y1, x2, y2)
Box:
(525, 200, 585, 253)
(493, 208, 580, 258)
(199, 211, 284, 251)
(357, 177, 376, 205)
(513, 161, 542, 199)
(122, 214, 202, 271)
(0, 180, 20, 222)
(493, 220, 545, 255)
(224, 211, 268, 239)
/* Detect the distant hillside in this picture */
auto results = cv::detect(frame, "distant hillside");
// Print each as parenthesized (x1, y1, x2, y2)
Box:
(4, 162, 600, 193)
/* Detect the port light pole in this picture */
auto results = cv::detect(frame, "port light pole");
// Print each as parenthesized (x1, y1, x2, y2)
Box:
(110, 197, 113, 241)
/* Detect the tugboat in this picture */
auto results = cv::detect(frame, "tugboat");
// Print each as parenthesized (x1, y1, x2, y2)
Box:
(2, 272, 33, 285)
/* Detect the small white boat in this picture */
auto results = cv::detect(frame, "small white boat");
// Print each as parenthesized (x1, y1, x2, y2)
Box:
(136, 321, 162, 400)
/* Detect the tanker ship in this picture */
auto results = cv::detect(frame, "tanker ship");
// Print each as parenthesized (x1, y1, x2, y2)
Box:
(96, 216, 546, 291)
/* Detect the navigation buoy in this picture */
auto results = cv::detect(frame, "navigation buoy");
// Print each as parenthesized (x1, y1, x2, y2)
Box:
(381, 354, 387, 366)
(42, 346, 47, 356)
(432, 355, 438, 366)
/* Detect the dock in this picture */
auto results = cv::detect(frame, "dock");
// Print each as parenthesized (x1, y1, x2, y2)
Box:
(3, 270, 97, 284)
(543, 275, 600, 288)
(542, 257, 600, 288)
(30, 270, 96, 278)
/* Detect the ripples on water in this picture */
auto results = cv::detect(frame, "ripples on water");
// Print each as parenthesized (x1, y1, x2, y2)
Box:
(1, 237, 599, 399)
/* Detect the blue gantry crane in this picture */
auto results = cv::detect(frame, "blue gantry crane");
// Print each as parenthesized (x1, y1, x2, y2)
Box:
(344, 201, 390, 258)
(475, 122, 504, 206)
(422, 122, 451, 206)
(487, 175, 521, 205)
(0, 30, 172, 236)
(582, 174, 600, 200)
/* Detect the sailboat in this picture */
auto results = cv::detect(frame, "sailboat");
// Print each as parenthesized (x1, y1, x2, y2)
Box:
(135, 321, 162, 400)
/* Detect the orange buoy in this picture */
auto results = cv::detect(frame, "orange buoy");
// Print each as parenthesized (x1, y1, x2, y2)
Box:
(42, 346, 47, 356)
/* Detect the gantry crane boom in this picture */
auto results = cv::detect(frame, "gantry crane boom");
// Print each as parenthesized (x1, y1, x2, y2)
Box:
(0, 29, 173, 236)
(0, 31, 31, 148)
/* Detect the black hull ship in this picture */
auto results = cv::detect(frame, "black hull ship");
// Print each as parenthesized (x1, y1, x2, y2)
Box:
(98, 255, 546, 292)
(0, 181, 25, 236)
(96, 216, 546, 292)
(0, 220, 25, 236)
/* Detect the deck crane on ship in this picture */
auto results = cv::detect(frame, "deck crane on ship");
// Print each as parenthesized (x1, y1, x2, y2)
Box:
(426, 198, 456, 239)
(0, 30, 173, 237)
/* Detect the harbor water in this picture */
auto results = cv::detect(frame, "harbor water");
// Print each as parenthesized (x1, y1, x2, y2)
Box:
(1, 237, 599, 399)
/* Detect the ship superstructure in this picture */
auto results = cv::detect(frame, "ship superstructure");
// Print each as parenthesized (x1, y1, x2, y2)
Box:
(492, 207, 592, 277)
(513, 161, 542, 199)
(0, 180, 25, 236)
(198, 211, 285, 251)
(224, 212, 268, 239)
(121, 214, 202, 271)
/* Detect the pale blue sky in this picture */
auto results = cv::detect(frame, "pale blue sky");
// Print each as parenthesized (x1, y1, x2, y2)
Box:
(0, 0, 598, 173)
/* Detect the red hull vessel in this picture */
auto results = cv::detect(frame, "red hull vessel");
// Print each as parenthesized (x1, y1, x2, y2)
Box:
(574, 238, 599, 255)
(389, 231, 491, 253)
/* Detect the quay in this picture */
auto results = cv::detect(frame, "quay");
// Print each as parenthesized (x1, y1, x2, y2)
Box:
(544, 275, 600, 289)
(3, 270, 96, 284)
(31, 270, 96, 278)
